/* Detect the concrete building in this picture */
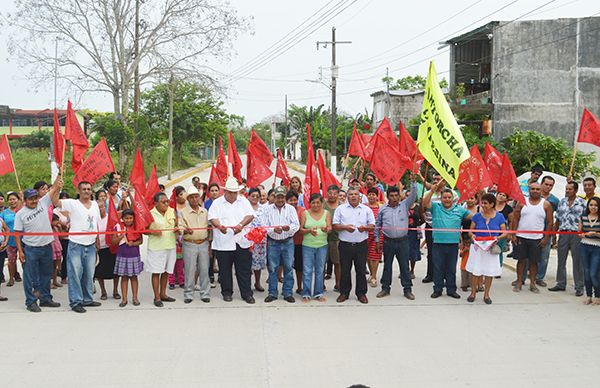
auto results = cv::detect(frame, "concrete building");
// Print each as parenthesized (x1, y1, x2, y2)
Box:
(445, 16, 600, 147)
(0, 106, 86, 138)
(371, 89, 427, 131)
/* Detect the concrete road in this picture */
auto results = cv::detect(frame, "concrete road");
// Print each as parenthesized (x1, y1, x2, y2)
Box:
(1, 248, 599, 388)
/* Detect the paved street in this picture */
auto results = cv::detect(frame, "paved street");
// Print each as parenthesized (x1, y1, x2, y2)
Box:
(2, 244, 599, 388)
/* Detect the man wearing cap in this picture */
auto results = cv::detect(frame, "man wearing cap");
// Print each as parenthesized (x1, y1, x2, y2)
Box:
(261, 186, 300, 303)
(208, 177, 256, 303)
(180, 186, 211, 303)
(14, 177, 63, 312)
(55, 180, 103, 313)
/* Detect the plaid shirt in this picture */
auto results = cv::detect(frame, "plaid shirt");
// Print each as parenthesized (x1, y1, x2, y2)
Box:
(555, 197, 586, 231)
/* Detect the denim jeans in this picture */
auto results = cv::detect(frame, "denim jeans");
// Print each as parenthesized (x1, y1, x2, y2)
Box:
(580, 243, 600, 297)
(67, 241, 97, 308)
(302, 245, 327, 298)
(432, 243, 459, 294)
(536, 242, 552, 281)
(381, 238, 412, 292)
(267, 238, 294, 297)
(22, 244, 54, 307)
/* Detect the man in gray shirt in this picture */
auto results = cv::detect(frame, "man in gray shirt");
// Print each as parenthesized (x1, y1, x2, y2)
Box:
(14, 176, 63, 312)
(375, 178, 417, 300)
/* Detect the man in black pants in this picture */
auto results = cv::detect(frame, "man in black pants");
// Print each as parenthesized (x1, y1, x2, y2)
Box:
(332, 187, 375, 304)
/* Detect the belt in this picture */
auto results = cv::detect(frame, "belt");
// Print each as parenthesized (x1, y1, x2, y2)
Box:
(384, 236, 408, 242)
(267, 236, 291, 243)
(340, 240, 367, 246)
(183, 238, 207, 244)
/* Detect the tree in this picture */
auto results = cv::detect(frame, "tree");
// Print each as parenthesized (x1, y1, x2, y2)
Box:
(382, 74, 448, 91)
(6, 0, 250, 119)
(141, 80, 228, 162)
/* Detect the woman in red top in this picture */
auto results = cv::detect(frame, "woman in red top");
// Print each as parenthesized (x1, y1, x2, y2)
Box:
(367, 187, 383, 287)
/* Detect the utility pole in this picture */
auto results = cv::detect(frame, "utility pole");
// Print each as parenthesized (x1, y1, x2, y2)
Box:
(317, 27, 351, 175)
(284, 94, 288, 159)
(133, 0, 140, 130)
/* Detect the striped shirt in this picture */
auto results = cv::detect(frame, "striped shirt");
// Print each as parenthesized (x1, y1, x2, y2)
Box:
(580, 215, 600, 247)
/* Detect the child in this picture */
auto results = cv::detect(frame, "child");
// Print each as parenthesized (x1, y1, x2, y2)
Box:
(112, 209, 143, 307)
(50, 214, 63, 289)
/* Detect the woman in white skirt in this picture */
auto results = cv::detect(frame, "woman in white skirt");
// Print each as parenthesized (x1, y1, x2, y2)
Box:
(466, 193, 508, 304)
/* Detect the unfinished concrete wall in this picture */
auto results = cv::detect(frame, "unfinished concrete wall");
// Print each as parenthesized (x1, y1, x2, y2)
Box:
(388, 94, 424, 130)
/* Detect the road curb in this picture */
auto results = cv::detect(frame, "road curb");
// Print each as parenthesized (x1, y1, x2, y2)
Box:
(163, 162, 212, 189)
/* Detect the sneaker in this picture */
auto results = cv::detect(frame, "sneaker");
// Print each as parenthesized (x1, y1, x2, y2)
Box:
(27, 303, 42, 313)
(72, 304, 86, 313)
(210, 282, 217, 289)
(40, 300, 61, 308)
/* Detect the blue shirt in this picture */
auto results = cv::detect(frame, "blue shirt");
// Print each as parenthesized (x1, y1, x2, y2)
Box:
(0, 208, 17, 246)
(430, 202, 470, 244)
(204, 198, 214, 210)
(471, 212, 506, 237)
(544, 194, 560, 212)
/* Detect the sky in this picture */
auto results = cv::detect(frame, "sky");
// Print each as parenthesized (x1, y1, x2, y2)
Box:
(1, 0, 599, 124)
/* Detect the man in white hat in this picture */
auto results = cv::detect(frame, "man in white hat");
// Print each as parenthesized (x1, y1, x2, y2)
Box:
(180, 185, 211, 303)
(207, 176, 256, 303)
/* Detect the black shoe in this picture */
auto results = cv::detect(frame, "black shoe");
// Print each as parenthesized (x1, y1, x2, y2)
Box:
(223, 295, 233, 302)
(40, 300, 61, 308)
(575, 290, 584, 297)
(422, 277, 433, 284)
(84, 301, 101, 307)
(184, 299, 193, 304)
(404, 291, 415, 300)
(430, 291, 442, 299)
(72, 304, 86, 313)
(161, 296, 176, 302)
(467, 295, 475, 303)
(484, 297, 492, 305)
(27, 302, 41, 313)
(548, 286, 566, 292)
(284, 296, 295, 303)
(245, 296, 256, 304)
(264, 295, 277, 303)
(153, 300, 164, 307)
(201, 298, 210, 303)
(447, 292, 461, 299)
(376, 290, 390, 298)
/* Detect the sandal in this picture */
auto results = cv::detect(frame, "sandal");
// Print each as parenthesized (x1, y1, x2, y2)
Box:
(133, 300, 140, 306)
(6, 280, 14, 287)
(467, 295, 475, 303)
(113, 293, 121, 299)
(302, 297, 310, 303)
(100, 294, 108, 301)
(316, 296, 327, 302)
(583, 298, 593, 305)
(594, 298, 600, 305)
(119, 301, 127, 307)
(530, 286, 540, 294)
(483, 297, 492, 305)
(254, 283, 265, 292)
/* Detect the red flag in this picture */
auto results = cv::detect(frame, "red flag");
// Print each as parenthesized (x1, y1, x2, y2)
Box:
(399, 121, 416, 157)
(0, 134, 16, 177)
(129, 148, 146, 199)
(577, 108, 600, 147)
(362, 134, 374, 161)
(317, 150, 340, 196)
(65, 100, 89, 172)
(145, 165, 160, 209)
(303, 123, 320, 207)
(275, 148, 291, 186)
(249, 128, 273, 165)
(456, 145, 493, 202)
(216, 137, 228, 181)
(53, 108, 65, 166)
(208, 163, 224, 187)
(348, 122, 365, 159)
(168, 188, 177, 209)
(72, 137, 115, 186)
(227, 131, 243, 182)
(484, 143, 503, 185)
(246, 145, 273, 188)
(369, 128, 411, 185)
(497, 152, 526, 205)
(105, 195, 122, 254)
(132, 192, 154, 232)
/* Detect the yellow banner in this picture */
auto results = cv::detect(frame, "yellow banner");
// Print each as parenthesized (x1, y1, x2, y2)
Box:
(417, 61, 469, 188)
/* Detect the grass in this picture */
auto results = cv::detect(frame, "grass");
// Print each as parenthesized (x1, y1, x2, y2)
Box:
(0, 147, 202, 195)
(0, 126, 51, 136)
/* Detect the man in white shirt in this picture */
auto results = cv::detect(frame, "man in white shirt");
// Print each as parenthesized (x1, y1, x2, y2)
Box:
(54, 181, 102, 313)
(261, 186, 300, 303)
(208, 177, 255, 303)
(333, 187, 375, 304)
(14, 177, 62, 312)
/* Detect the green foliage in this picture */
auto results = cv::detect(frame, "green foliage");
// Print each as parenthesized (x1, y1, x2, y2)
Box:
(383, 74, 448, 91)
(502, 129, 599, 179)
(141, 80, 229, 162)
(13, 130, 51, 149)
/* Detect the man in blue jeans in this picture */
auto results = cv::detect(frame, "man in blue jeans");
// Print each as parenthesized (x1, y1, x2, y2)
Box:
(423, 179, 472, 299)
(14, 179, 62, 312)
(375, 179, 417, 300)
(55, 181, 102, 313)
(262, 186, 299, 303)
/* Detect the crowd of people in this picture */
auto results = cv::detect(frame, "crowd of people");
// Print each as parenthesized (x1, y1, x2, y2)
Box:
(1, 166, 599, 313)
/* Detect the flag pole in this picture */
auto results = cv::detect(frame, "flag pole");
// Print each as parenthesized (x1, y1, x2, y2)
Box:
(7, 142, 22, 193)
(568, 144, 578, 180)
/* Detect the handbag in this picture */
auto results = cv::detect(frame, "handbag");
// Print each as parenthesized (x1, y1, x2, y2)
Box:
(484, 216, 502, 254)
